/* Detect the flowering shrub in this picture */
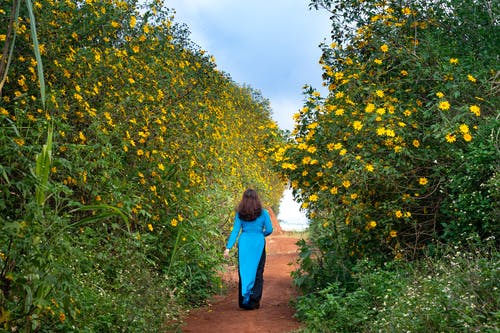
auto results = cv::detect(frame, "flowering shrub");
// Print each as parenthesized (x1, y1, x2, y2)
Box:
(277, 0, 498, 269)
(280, 0, 499, 331)
(0, 0, 284, 331)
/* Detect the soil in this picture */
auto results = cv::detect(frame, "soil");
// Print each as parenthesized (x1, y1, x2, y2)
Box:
(181, 210, 303, 333)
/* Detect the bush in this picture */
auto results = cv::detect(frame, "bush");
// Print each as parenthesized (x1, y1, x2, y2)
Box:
(294, 242, 499, 333)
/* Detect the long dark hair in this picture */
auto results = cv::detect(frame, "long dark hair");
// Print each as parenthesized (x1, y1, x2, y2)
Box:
(237, 189, 263, 221)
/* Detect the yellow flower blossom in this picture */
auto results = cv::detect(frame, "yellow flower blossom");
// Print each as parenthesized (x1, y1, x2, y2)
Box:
(419, 177, 428, 185)
(436, 92, 444, 98)
(390, 230, 398, 237)
(365, 103, 375, 113)
(395, 210, 403, 218)
(380, 44, 389, 52)
(445, 133, 456, 143)
(342, 180, 351, 188)
(439, 101, 450, 110)
(366, 220, 377, 230)
(375, 90, 384, 98)
(412, 139, 420, 148)
(467, 74, 476, 83)
(309, 194, 318, 202)
(459, 124, 469, 134)
(330, 187, 338, 194)
(463, 133, 472, 142)
(147, 224, 153, 231)
(449, 58, 459, 64)
(353, 121, 363, 131)
(130, 16, 137, 28)
(469, 105, 480, 116)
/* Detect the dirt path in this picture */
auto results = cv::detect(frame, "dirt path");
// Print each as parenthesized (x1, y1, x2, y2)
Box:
(181, 234, 303, 333)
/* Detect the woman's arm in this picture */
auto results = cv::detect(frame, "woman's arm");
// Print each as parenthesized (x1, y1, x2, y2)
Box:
(225, 214, 241, 250)
(263, 209, 273, 237)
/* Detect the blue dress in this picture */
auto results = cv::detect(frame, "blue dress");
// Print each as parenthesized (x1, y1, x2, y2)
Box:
(226, 209, 273, 306)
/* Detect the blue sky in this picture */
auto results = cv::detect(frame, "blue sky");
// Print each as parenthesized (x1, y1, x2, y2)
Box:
(166, 0, 332, 131)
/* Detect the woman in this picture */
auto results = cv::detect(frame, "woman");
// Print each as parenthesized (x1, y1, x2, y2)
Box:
(224, 189, 273, 310)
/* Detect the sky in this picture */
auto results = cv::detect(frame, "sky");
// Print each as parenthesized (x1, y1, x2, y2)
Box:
(165, 0, 332, 132)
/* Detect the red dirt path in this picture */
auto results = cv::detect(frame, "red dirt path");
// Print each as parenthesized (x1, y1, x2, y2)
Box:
(181, 214, 303, 333)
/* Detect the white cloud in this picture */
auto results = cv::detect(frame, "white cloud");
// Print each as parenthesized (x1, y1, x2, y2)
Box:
(167, 0, 331, 131)
(270, 96, 301, 132)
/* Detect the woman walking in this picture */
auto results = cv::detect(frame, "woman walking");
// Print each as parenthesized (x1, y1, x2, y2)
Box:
(224, 189, 273, 310)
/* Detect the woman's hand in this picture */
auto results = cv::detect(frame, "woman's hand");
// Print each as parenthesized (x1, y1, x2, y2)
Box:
(223, 248, 230, 258)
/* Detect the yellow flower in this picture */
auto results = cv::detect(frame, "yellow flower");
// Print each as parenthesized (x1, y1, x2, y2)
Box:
(130, 16, 137, 28)
(395, 210, 403, 218)
(400, 70, 408, 76)
(445, 133, 456, 143)
(365, 164, 374, 172)
(436, 92, 444, 98)
(353, 121, 363, 131)
(307, 146, 317, 153)
(463, 133, 472, 142)
(419, 177, 428, 185)
(412, 139, 420, 148)
(147, 224, 153, 232)
(376, 127, 386, 136)
(330, 187, 338, 194)
(469, 105, 480, 116)
(59, 312, 66, 323)
(171, 218, 178, 227)
(339, 149, 347, 156)
(350, 193, 358, 200)
(365, 103, 375, 113)
(449, 58, 459, 64)
(402, 7, 412, 15)
(137, 149, 144, 156)
(390, 230, 398, 238)
(310, 194, 318, 202)
(342, 180, 351, 188)
(374, 58, 383, 65)
(459, 124, 469, 134)
(438, 101, 450, 110)
(467, 74, 476, 83)
(380, 44, 389, 52)
(366, 220, 377, 229)
(376, 90, 384, 98)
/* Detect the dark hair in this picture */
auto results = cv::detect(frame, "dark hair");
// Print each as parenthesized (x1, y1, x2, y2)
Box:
(237, 189, 263, 221)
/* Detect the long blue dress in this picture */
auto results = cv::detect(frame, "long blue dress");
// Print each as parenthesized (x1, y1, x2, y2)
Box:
(226, 209, 273, 307)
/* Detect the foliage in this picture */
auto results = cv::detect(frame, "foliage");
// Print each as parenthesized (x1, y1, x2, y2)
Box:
(274, 0, 499, 295)
(0, 0, 285, 331)
(276, 0, 499, 331)
(294, 241, 500, 333)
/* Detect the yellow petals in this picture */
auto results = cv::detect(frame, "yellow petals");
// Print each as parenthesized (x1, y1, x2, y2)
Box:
(438, 101, 450, 110)
(469, 105, 480, 116)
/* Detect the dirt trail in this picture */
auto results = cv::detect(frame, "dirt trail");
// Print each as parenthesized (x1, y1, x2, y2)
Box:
(181, 233, 303, 333)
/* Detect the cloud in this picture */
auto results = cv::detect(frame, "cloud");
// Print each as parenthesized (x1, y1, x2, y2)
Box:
(167, 0, 331, 131)
(270, 96, 302, 132)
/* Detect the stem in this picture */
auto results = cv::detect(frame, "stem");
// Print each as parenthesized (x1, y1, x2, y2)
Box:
(166, 220, 183, 277)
